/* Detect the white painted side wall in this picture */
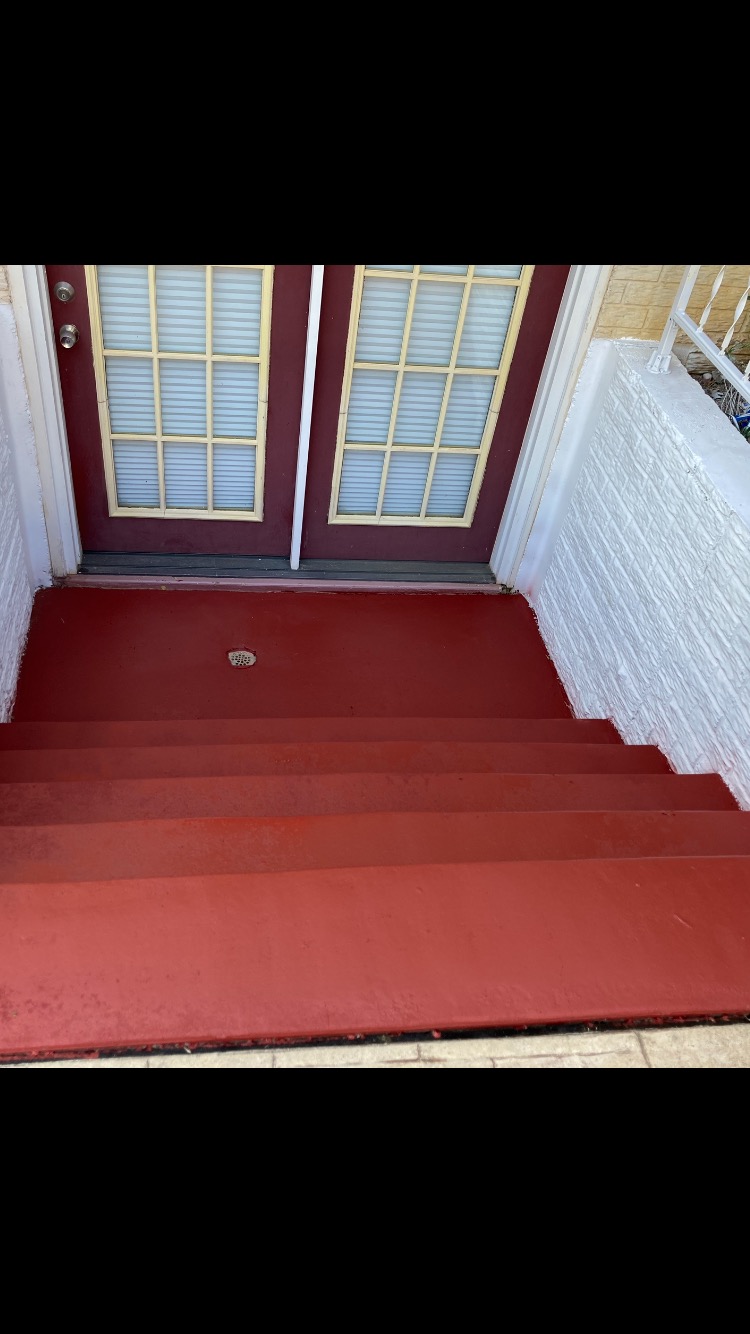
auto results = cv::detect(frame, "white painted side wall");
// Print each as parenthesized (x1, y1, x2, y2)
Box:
(528, 340, 750, 809)
(0, 301, 49, 720)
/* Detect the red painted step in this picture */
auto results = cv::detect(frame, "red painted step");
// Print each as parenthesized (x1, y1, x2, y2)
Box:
(3, 810, 750, 883)
(0, 770, 736, 826)
(0, 740, 671, 784)
(3, 856, 750, 1057)
(0, 716, 622, 749)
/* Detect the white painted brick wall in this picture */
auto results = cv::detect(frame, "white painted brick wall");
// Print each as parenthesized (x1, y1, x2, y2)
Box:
(0, 386, 33, 721)
(533, 340, 750, 809)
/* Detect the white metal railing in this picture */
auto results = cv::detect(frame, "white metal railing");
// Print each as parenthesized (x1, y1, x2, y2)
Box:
(647, 265, 750, 401)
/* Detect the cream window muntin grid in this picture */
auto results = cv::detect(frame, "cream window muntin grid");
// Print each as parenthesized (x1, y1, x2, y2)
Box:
(329, 264, 534, 527)
(86, 264, 274, 521)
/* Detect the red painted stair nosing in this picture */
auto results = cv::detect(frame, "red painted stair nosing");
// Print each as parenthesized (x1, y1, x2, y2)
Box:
(0, 770, 736, 826)
(0, 740, 671, 783)
(0, 716, 622, 749)
(3, 809, 750, 883)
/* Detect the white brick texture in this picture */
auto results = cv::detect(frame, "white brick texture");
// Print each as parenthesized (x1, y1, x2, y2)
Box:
(0, 386, 33, 721)
(534, 341, 750, 810)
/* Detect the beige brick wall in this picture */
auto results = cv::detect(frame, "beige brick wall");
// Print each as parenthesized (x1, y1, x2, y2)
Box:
(0, 266, 10, 303)
(595, 264, 750, 347)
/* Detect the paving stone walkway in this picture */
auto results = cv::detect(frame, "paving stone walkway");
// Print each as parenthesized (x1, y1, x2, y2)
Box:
(5, 1024, 750, 1067)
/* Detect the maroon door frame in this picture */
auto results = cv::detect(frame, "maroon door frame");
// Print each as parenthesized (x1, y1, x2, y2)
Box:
(301, 265, 571, 563)
(46, 264, 311, 556)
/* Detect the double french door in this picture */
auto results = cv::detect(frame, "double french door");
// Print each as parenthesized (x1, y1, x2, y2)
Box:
(47, 263, 569, 565)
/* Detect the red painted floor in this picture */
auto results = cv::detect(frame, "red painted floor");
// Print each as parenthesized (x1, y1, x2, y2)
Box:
(12, 587, 570, 721)
(2, 585, 749, 1060)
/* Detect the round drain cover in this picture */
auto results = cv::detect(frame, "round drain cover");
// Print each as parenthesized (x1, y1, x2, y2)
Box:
(228, 649, 256, 667)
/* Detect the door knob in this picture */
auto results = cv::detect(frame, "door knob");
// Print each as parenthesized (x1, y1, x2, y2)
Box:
(59, 324, 79, 349)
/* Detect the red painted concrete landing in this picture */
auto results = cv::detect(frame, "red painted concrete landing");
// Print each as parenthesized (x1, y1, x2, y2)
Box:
(12, 587, 570, 721)
(2, 586, 749, 1059)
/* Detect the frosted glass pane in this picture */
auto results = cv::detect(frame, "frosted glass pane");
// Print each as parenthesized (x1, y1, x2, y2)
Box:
(426, 454, 476, 517)
(441, 376, 494, 448)
(338, 450, 384, 515)
(213, 268, 262, 355)
(393, 372, 446, 445)
(345, 369, 397, 443)
(406, 282, 463, 365)
(160, 361, 207, 435)
(367, 264, 413, 271)
(354, 277, 410, 363)
(420, 265, 469, 275)
(164, 443, 207, 508)
(213, 362, 258, 438)
(98, 266, 151, 351)
(382, 453, 431, 516)
(213, 444, 256, 509)
(475, 265, 523, 278)
(113, 440, 159, 507)
(156, 265, 206, 352)
(457, 286, 516, 368)
(106, 358, 156, 434)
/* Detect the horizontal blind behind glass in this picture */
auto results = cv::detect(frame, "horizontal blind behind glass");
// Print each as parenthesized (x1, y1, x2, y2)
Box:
(474, 265, 522, 278)
(441, 376, 494, 448)
(406, 282, 463, 365)
(382, 453, 431, 515)
(213, 362, 259, 438)
(106, 358, 156, 434)
(156, 266, 206, 353)
(457, 286, 516, 368)
(213, 268, 262, 355)
(338, 450, 385, 514)
(393, 372, 446, 445)
(113, 441, 159, 507)
(98, 266, 151, 350)
(426, 454, 476, 517)
(213, 444, 256, 509)
(164, 443, 208, 508)
(345, 370, 397, 443)
(354, 278, 411, 363)
(160, 361, 207, 435)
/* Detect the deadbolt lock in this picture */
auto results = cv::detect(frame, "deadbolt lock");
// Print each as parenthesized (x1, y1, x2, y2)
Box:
(53, 280, 76, 303)
(59, 324, 79, 349)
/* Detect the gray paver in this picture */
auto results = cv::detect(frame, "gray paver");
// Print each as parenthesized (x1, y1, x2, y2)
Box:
(640, 1024, 750, 1068)
(273, 1042, 422, 1067)
(417, 1031, 643, 1062)
(148, 1050, 274, 1068)
(490, 1050, 648, 1068)
(4, 1024, 749, 1067)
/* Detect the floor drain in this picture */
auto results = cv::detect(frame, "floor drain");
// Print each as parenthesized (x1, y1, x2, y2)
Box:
(228, 649, 256, 667)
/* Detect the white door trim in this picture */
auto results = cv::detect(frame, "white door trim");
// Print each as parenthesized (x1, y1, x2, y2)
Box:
(7, 264, 81, 577)
(490, 264, 612, 588)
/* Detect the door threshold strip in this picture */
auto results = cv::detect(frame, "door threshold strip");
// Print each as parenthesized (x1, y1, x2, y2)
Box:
(78, 553, 497, 582)
(64, 574, 505, 595)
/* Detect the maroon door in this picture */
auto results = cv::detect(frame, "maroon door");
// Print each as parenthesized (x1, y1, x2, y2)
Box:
(46, 264, 310, 555)
(301, 265, 570, 562)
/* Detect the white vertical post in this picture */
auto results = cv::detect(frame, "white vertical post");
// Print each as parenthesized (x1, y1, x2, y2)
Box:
(290, 265, 324, 571)
(646, 264, 701, 374)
